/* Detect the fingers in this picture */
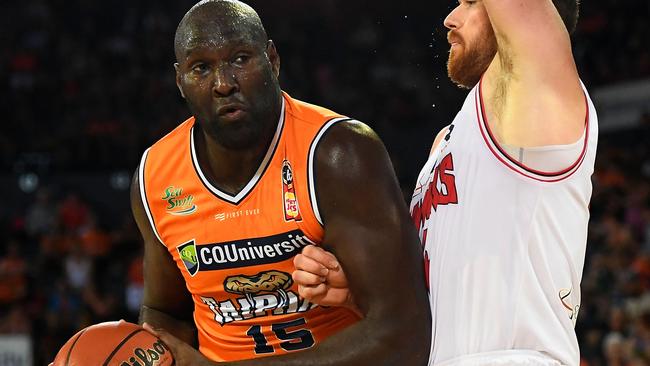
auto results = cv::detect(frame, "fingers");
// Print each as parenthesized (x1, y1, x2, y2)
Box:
(301, 245, 339, 269)
(142, 322, 160, 337)
(297, 283, 328, 301)
(292, 269, 326, 286)
(293, 253, 329, 276)
(142, 323, 211, 366)
(298, 284, 361, 314)
(142, 323, 179, 351)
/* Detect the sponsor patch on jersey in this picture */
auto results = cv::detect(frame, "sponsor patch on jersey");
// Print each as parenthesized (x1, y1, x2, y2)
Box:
(179, 230, 314, 275)
(281, 160, 302, 222)
(214, 208, 261, 221)
(225, 270, 294, 307)
(178, 240, 199, 276)
(162, 185, 197, 216)
(201, 270, 319, 326)
(559, 288, 580, 325)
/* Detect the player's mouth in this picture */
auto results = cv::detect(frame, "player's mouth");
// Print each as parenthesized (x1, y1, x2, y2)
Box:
(217, 104, 247, 121)
(447, 31, 462, 47)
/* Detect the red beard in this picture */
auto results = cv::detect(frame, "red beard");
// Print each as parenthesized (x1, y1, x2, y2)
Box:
(447, 28, 498, 89)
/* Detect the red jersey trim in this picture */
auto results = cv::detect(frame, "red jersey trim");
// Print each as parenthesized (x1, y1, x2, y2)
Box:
(475, 77, 589, 183)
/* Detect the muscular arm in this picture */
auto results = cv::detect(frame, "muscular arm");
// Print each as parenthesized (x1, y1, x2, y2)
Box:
(294, 125, 448, 310)
(131, 169, 198, 347)
(482, 0, 585, 147)
(225, 121, 431, 365)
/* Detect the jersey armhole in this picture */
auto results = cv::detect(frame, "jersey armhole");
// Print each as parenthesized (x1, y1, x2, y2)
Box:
(429, 125, 452, 156)
(476, 81, 590, 183)
(500, 127, 586, 173)
(307, 117, 354, 226)
(139, 148, 167, 247)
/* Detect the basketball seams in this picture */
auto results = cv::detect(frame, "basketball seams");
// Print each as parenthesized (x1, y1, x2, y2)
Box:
(102, 329, 145, 366)
(65, 329, 88, 366)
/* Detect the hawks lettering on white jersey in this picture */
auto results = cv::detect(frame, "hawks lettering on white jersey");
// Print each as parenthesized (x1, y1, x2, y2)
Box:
(411, 80, 598, 366)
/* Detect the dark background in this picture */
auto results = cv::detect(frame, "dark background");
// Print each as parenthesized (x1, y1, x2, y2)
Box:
(1, 0, 649, 365)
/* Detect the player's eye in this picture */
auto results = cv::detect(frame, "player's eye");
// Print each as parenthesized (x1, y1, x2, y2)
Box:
(191, 63, 209, 74)
(232, 54, 251, 66)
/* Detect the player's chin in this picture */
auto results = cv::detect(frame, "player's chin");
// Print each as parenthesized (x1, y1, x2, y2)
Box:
(217, 121, 265, 148)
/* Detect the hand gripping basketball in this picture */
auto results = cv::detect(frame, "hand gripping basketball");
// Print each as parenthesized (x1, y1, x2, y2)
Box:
(51, 320, 173, 366)
(142, 323, 213, 366)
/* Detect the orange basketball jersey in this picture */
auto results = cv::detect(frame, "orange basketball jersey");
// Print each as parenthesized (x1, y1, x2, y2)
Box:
(138, 92, 360, 361)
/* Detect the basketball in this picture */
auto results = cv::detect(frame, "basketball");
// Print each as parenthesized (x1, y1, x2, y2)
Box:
(52, 320, 174, 366)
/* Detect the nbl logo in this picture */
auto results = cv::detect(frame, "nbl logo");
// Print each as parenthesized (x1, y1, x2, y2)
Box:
(282, 160, 302, 221)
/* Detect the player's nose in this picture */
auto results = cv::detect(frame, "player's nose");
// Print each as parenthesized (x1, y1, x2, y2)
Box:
(444, 5, 462, 30)
(212, 66, 238, 97)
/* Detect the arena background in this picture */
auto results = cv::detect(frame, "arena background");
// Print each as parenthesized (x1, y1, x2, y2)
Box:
(1, 0, 649, 365)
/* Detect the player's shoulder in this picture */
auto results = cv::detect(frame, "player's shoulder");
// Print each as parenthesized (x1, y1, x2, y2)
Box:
(150, 117, 195, 150)
(429, 124, 452, 156)
(283, 92, 345, 128)
(314, 119, 386, 175)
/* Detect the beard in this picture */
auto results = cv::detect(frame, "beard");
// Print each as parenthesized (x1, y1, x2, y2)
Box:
(447, 27, 497, 89)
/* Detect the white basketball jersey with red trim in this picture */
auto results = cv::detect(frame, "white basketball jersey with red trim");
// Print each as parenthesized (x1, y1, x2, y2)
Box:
(411, 80, 598, 366)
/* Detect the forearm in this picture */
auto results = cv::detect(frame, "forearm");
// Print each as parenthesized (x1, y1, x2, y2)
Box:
(223, 317, 430, 366)
(140, 305, 198, 347)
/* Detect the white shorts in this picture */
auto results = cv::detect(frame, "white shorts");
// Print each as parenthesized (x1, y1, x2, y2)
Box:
(434, 350, 564, 366)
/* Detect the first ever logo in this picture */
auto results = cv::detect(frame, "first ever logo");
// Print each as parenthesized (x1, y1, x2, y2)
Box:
(162, 186, 197, 216)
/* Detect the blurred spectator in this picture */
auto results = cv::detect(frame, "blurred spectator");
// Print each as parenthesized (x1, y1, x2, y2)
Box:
(24, 188, 57, 238)
(78, 215, 112, 258)
(58, 194, 89, 232)
(0, 240, 28, 305)
(0, 305, 31, 334)
(64, 242, 92, 292)
(125, 252, 144, 318)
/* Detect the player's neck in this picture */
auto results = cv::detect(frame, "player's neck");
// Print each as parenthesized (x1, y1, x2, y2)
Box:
(194, 123, 276, 196)
(481, 55, 510, 143)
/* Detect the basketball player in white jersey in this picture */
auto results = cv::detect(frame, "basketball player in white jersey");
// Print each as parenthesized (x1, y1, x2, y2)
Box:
(292, 0, 598, 365)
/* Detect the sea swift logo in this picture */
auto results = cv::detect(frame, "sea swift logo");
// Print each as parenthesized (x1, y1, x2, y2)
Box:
(162, 186, 197, 216)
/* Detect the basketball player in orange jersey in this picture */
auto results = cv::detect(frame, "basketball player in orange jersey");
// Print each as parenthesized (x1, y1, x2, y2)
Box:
(132, 0, 431, 365)
(294, 0, 598, 365)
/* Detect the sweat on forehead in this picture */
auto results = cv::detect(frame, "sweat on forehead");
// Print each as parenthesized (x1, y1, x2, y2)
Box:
(174, 0, 268, 60)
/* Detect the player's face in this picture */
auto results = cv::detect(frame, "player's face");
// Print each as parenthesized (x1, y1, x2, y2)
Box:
(175, 27, 281, 149)
(444, 0, 497, 89)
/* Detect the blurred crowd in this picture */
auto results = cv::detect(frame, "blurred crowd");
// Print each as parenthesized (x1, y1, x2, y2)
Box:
(1, 0, 649, 365)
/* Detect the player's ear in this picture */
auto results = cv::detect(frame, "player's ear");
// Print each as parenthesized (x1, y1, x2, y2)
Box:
(266, 40, 280, 78)
(174, 63, 186, 99)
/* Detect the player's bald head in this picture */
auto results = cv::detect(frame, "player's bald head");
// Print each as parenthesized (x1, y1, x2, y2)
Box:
(174, 0, 268, 62)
